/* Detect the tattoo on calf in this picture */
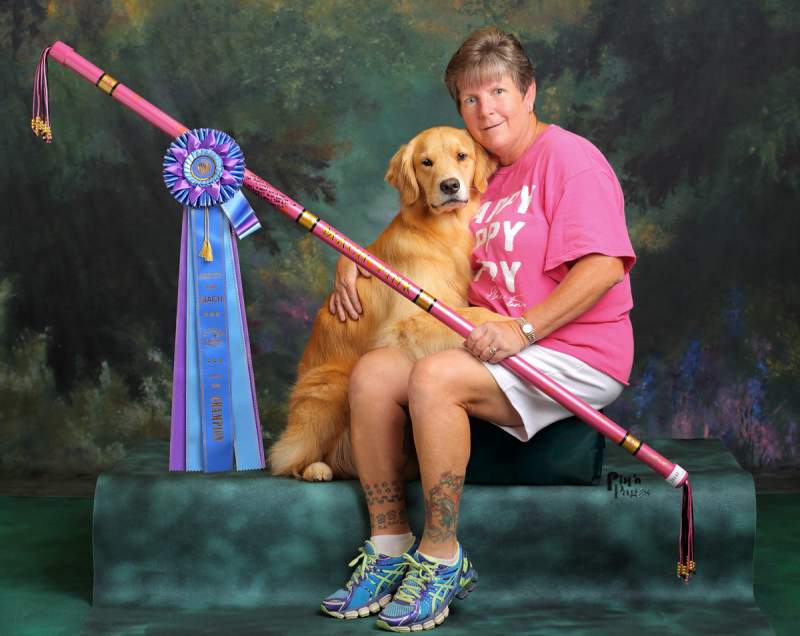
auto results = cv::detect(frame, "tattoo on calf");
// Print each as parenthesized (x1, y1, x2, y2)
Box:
(363, 479, 405, 506)
(424, 471, 465, 544)
(370, 508, 408, 530)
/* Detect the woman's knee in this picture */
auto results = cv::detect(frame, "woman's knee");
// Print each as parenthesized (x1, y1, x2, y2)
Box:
(349, 347, 412, 406)
(408, 351, 464, 405)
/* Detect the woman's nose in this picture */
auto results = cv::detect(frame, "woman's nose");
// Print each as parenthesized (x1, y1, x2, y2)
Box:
(478, 99, 495, 118)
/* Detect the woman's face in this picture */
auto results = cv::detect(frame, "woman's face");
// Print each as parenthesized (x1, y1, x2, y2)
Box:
(457, 73, 536, 166)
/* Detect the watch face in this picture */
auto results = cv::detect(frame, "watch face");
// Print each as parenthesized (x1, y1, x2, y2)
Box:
(522, 323, 533, 334)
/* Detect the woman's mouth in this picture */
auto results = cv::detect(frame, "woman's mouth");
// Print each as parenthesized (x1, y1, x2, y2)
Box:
(482, 121, 504, 131)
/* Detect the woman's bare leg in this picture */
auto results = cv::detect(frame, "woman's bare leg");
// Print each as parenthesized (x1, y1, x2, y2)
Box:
(349, 347, 415, 536)
(407, 348, 523, 559)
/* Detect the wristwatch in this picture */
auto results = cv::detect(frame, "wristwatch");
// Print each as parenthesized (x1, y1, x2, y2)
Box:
(515, 317, 537, 346)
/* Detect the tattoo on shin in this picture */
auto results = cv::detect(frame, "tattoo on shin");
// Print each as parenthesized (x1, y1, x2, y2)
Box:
(424, 471, 465, 544)
(363, 480, 405, 506)
(370, 508, 408, 530)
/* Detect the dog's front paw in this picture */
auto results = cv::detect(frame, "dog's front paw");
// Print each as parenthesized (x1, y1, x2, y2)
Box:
(302, 461, 334, 482)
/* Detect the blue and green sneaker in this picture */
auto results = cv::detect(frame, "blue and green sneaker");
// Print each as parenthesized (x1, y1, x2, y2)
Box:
(321, 537, 419, 620)
(375, 543, 478, 632)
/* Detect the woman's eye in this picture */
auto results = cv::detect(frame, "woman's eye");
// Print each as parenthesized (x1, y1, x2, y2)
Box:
(463, 96, 476, 105)
(457, 152, 468, 161)
(494, 88, 505, 95)
(422, 158, 433, 167)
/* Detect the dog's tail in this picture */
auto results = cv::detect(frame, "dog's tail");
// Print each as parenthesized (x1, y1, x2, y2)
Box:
(268, 362, 354, 479)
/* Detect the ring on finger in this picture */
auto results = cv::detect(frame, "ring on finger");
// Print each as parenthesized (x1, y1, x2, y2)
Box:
(488, 346, 497, 357)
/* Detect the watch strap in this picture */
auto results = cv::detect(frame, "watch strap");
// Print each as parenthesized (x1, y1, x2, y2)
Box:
(515, 317, 537, 345)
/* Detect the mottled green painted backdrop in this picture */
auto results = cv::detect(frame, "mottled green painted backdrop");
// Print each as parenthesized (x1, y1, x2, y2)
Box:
(1, 0, 798, 476)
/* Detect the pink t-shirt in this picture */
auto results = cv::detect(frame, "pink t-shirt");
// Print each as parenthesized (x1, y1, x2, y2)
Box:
(468, 124, 636, 384)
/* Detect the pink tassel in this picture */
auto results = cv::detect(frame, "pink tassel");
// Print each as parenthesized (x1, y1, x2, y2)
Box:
(677, 480, 696, 582)
(31, 46, 53, 143)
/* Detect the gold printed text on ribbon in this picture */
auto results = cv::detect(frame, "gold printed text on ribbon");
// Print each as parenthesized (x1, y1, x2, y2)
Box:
(414, 290, 436, 312)
(211, 396, 225, 442)
(97, 73, 120, 95)
(620, 433, 642, 454)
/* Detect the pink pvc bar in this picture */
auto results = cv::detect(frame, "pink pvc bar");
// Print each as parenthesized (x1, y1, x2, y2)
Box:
(45, 40, 687, 488)
(49, 41, 188, 139)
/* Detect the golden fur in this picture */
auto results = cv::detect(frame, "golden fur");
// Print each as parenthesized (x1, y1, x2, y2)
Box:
(268, 127, 499, 481)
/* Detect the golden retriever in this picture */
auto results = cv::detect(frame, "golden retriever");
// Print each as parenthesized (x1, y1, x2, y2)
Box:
(268, 126, 498, 481)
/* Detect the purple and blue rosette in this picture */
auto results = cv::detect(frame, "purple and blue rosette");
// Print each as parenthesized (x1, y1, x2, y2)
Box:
(163, 128, 261, 238)
(164, 128, 264, 473)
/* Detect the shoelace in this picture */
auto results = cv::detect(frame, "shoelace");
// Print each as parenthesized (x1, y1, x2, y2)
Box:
(392, 554, 438, 603)
(345, 547, 379, 590)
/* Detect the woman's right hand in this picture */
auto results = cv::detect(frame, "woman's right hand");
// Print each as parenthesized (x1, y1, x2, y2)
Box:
(328, 255, 371, 321)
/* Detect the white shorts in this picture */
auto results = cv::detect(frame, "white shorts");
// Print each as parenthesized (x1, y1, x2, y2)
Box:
(481, 345, 625, 442)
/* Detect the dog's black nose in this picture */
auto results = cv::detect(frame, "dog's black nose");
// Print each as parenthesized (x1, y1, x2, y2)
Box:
(440, 178, 460, 195)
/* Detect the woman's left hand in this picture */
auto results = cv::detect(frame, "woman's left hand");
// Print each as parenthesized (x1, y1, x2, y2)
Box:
(464, 320, 527, 363)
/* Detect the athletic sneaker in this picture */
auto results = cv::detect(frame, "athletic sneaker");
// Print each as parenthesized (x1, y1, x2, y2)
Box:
(376, 543, 478, 632)
(320, 537, 419, 619)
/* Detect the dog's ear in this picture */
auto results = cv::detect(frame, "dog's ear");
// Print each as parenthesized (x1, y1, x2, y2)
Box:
(471, 138, 498, 194)
(385, 141, 419, 206)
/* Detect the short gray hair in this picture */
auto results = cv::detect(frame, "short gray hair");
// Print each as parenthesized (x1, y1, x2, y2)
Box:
(444, 27, 536, 112)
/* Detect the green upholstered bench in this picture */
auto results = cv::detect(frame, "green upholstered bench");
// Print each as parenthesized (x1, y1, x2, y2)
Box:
(82, 439, 773, 635)
(466, 414, 605, 485)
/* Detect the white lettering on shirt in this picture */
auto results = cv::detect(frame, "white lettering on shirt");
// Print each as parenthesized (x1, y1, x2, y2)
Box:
(475, 222, 501, 249)
(473, 186, 533, 294)
(475, 184, 535, 226)
(473, 261, 498, 284)
(472, 201, 492, 224)
(500, 261, 522, 293)
(485, 192, 519, 224)
(503, 221, 525, 252)
(517, 184, 534, 214)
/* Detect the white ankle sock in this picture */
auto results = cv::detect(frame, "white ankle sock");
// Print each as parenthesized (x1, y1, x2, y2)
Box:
(418, 548, 459, 566)
(370, 532, 414, 557)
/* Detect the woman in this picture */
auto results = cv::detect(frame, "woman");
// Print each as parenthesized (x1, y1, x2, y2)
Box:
(321, 27, 636, 632)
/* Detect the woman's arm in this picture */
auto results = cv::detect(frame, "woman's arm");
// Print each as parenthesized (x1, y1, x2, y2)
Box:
(520, 253, 625, 341)
(464, 253, 625, 361)
(327, 255, 372, 322)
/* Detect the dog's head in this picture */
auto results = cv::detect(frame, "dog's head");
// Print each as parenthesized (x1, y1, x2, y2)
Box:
(385, 127, 496, 212)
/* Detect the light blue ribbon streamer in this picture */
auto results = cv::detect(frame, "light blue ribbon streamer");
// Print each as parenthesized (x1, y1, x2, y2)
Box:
(222, 226, 262, 469)
(184, 206, 262, 471)
(183, 207, 236, 472)
(221, 191, 261, 239)
(194, 206, 234, 472)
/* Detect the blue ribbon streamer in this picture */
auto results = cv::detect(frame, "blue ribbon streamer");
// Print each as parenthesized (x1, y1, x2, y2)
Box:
(221, 190, 261, 239)
(222, 226, 263, 469)
(190, 206, 235, 472)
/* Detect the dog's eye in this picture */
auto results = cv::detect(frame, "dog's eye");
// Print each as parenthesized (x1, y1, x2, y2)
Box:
(457, 152, 468, 161)
(421, 158, 433, 167)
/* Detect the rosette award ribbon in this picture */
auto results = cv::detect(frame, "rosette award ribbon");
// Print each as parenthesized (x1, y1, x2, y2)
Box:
(163, 128, 264, 472)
